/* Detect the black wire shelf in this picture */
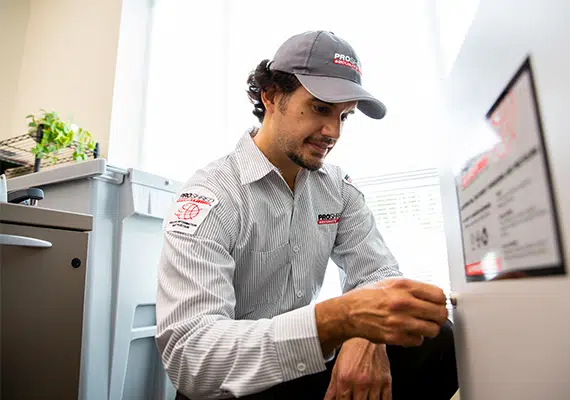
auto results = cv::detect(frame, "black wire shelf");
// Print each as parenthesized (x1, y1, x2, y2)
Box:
(0, 127, 100, 178)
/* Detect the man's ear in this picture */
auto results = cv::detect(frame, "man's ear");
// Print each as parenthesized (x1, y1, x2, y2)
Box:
(261, 88, 277, 115)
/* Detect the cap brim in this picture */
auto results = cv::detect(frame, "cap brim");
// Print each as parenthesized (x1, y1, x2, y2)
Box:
(295, 74, 387, 119)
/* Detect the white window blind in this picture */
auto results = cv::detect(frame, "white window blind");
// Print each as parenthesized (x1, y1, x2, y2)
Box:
(317, 169, 451, 301)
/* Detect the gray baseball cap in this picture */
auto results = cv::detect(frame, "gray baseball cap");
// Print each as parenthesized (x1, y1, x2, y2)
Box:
(270, 31, 386, 119)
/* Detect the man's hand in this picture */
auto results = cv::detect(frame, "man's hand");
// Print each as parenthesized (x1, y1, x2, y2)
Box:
(316, 277, 449, 355)
(324, 338, 391, 400)
(341, 277, 448, 346)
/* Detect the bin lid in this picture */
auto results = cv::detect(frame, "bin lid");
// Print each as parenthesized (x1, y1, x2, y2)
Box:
(6, 159, 127, 191)
(0, 202, 93, 232)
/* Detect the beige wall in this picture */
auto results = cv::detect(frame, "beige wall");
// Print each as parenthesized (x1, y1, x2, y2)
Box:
(1, 0, 124, 159)
(0, 0, 31, 142)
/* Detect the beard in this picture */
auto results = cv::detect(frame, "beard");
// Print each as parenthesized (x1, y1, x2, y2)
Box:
(273, 127, 327, 171)
(286, 149, 322, 171)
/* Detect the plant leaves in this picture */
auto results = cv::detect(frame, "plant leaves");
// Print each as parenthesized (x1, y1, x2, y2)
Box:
(26, 109, 96, 164)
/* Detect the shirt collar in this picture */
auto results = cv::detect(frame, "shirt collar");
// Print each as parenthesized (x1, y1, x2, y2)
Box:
(235, 130, 328, 185)
(235, 131, 279, 185)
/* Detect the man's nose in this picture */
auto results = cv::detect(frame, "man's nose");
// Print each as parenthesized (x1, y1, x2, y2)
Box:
(321, 118, 342, 140)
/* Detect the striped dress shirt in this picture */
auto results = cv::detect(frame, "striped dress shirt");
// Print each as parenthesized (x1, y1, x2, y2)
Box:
(156, 131, 401, 399)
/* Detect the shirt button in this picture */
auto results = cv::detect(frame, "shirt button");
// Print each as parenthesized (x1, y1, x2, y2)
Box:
(296, 362, 306, 372)
(296, 290, 304, 298)
(293, 245, 300, 253)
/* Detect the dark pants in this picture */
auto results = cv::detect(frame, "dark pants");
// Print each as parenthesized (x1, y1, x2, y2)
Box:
(177, 319, 458, 400)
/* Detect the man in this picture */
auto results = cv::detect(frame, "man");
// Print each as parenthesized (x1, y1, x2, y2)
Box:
(156, 31, 458, 399)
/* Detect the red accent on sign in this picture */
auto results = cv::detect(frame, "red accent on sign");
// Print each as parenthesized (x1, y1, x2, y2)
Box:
(490, 92, 518, 160)
(465, 257, 502, 276)
(465, 262, 483, 276)
(461, 155, 489, 189)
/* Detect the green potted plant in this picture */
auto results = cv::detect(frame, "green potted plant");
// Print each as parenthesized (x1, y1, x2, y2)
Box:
(26, 110, 96, 164)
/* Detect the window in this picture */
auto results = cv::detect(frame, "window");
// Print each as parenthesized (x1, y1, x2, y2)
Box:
(359, 169, 449, 289)
(317, 169, 451, 301)
(143, 0, 451, 300)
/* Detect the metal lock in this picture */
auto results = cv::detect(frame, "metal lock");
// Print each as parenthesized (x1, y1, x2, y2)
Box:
(449, 292, 458, 308)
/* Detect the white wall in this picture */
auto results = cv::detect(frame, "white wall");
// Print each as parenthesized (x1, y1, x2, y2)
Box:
(440, 0, 570, 398)
(0, 0, 31, 142)
(434, 0, 479, 77)
(3, 0, 124, 159)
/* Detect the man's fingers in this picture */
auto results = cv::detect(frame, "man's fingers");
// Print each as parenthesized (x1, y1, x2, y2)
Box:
(405, 316, 443, 338)
(395, 296, 448, 325)
(400, 332, 424, 347)
(385, 317, 440, 343)
(368, 388, 382, 400)
(323, 382, 336, 400)
(408, 281, 447, 305)
(352, 389, 368, 400)
(338, 388, 352, 400)
(381, 385, 392, 400)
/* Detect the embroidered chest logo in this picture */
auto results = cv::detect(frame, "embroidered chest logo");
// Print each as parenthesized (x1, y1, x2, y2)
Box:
(318, 213, 341, 225)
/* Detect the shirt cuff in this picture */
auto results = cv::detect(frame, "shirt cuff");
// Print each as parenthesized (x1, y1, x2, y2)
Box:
(272, 303, 327, 381)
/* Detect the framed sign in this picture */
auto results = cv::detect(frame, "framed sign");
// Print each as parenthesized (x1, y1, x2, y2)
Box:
(455, 56, 565, 282)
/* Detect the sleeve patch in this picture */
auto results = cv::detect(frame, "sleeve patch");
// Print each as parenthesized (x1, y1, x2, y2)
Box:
(164, 187, 219, 235)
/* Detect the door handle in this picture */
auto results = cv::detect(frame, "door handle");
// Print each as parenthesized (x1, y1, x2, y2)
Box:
(0, 234, 52, 248)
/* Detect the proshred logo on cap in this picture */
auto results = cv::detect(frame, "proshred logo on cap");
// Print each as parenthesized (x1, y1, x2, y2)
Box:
(318, 213, 341, 225)
(334, 53, 362, 75)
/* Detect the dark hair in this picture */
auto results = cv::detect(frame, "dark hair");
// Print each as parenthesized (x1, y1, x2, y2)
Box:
(246, 59, 302, 123)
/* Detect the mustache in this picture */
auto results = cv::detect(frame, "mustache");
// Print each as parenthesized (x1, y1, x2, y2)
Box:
(307, 136, 336, 145)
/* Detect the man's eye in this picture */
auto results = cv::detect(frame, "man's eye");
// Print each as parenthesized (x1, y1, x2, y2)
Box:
(314, 105, 330, 115)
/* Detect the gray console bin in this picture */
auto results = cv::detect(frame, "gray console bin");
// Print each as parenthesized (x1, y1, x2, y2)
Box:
(7, 159, 182, 400)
